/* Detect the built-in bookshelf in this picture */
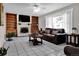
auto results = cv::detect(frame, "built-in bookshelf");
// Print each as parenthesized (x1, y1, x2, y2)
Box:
(6, 13, 17, 34)
(31, 16, 39, 33)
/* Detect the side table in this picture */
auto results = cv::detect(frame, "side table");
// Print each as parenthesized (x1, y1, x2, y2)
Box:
(66, 34, 79, 46)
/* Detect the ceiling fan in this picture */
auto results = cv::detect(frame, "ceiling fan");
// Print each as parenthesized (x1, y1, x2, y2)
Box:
(33, 4, 46, 13)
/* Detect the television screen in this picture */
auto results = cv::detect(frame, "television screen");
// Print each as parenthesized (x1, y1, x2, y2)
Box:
(19, 15, 30, 22)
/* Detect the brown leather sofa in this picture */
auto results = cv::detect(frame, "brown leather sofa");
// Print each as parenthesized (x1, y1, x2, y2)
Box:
(64, 46, 79, 56)
(40, 28, 66, 45)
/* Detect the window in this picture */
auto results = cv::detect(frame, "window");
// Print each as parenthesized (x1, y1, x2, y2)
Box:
(45, 8, 73, 33)
(53, 15, 64, 28)
(46, 13, 67, 29)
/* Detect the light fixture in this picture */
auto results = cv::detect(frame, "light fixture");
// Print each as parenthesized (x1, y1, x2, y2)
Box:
(33, 4, 40, 13)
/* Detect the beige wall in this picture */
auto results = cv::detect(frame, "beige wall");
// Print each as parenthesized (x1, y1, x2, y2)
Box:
(0, 26, 6, 47)
(0, 4, 6, 47)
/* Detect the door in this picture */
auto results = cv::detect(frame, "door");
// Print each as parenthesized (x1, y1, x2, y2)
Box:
(31, 16, 39, 33)
(6, 13, 17, 36)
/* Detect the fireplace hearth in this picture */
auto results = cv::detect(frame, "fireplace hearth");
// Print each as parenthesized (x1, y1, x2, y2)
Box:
(20, 27, 28, 33)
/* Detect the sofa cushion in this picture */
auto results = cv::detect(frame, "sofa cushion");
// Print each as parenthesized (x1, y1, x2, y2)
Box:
(44, 28, 52, 34)
(52, 31, 58, 34)
(44, 34, 55, 37)
(51, 29, 65, 34)
(58, 29, 65, 33)
(45, 30, 50, 34)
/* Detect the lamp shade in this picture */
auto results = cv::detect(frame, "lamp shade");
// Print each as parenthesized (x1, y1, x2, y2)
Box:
(72, 27, 78, 34)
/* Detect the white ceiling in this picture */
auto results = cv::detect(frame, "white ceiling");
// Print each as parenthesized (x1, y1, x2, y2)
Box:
(4, 3, 72, 16)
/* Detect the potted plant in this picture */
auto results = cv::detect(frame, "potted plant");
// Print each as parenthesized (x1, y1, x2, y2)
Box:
(0, 47, 9, 56)
(0, 43, 9, 56)
(6, 32, 16, 41)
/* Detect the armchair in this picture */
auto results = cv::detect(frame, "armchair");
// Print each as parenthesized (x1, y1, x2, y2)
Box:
(64, 46, 79, 56)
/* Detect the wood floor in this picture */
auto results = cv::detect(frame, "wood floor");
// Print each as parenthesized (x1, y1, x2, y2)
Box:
(4, 37, 66, 56)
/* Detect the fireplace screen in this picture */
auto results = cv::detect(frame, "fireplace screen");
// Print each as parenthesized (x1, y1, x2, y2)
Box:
(20, 27, 28, 33)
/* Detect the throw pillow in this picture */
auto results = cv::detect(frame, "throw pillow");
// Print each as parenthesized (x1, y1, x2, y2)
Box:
(45, 30, 50, 34)
(52, 31, 58, 34)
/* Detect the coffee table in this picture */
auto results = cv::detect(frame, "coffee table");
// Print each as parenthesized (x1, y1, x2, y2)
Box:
(28, 33, 43, 46)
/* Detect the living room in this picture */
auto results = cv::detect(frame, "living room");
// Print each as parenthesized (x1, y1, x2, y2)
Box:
(0, 2, 79, 56)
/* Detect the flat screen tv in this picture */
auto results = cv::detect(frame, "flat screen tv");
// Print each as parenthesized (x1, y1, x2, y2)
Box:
(19, 15, 30, 22)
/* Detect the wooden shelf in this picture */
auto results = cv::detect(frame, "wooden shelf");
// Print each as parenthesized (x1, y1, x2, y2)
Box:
(6, 13, 17, 34)
(31, 16, 39, 33)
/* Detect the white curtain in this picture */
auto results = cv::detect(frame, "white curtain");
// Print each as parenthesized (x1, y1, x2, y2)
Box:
(65, 9, 73, 33)
(46, 16, 53, 28)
